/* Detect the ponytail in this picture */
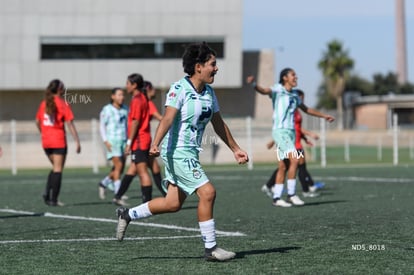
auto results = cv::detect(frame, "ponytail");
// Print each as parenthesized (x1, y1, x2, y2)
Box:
(45, 79, 62, 116)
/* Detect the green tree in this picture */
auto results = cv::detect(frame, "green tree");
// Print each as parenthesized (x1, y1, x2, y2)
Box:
(316, 83, 336, 109)
(372, 72, 399, 95)
(318, 40, 354, 130)
(345, 75, 373, 96)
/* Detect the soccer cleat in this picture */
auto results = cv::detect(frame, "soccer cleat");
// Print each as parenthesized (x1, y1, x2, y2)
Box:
(261, 184, 273, 198)
(116, 207, 131, 241)
(205, 246, 236, 261)
(272, 199, 292, 208)
(309, 186, 318, 193)
(112, 198, 129, 207)
(303, 191, 320, 198)
(288, 195, 305, 206)
(47, 200, 65, 207)
(99, 184, 106, 200)
(121, 195, 129, 200)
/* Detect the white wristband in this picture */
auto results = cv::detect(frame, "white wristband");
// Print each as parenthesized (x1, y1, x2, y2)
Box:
(126, 139, 132, 146)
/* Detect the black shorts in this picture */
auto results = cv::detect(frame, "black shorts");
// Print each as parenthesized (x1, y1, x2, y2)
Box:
(131, 149, 149, 164)
(44, 147, 67, 156)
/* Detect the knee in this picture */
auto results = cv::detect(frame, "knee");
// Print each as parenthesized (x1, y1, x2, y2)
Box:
(165, 200, 182, 212)
(198, 184, 216, 202)
(278, 163, 287, 173)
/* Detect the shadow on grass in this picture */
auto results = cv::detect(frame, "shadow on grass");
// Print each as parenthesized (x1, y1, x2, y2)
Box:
(236, 246, 301, 258)
(0, 212, 44, 219)
(130, 255, 202, 260)
(304, 200, 347, 207)
(68, 201, 114, 207)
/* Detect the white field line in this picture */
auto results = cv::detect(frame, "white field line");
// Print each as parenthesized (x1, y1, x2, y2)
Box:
(319, 176, 412, 183)
(0, 209, 246, 237)
(0, 235, 202, 244)
(212, 175, 413, 183)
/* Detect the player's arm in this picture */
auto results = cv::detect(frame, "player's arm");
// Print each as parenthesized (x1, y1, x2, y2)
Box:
(66, 120, 81, 153)
(125, 119, 139, 154)
(211, 111, 249, 164)
(298, 103, 335, 122)
(301, 128, 319, 140)
(99, 111, 111, 151)
(152, 111, 163, 121)
(246, 75, 272, 95)
(266, 139, 275, 150)
(149, 106, 178, 156)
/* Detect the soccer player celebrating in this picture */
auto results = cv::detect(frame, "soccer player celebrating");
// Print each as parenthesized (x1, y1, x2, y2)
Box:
(247, 69, 334, 207)
(113, 74, 152, 205)
(98, 88, 128, 199)
(36, 79, 81, 206)
(263, 90, 323, 198)
(116, 42, 249, 261)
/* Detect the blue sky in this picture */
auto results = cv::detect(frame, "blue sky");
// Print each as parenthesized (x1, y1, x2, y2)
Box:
(243, 0, 414, 107)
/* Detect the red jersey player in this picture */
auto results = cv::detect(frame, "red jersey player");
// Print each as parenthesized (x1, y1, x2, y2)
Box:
(36, 79, 81, 206)
(113, 74, 153, 205)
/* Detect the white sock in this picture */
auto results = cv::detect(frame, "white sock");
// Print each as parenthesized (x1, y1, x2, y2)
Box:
(113, 180, 121, 194)
(272, 184, 284, 199)
(101, 176, 111, 187)
(199, 219, 216, 249)
(287, 179, 296, 196)
(129, 202, 152, 220)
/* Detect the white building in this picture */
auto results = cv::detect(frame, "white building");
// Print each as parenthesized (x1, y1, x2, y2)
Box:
(0, 0, 242, 90)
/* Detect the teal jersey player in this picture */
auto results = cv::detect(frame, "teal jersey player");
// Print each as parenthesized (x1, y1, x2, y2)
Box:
(270, 83, 302, 130)
(162, 76, 219, 154)
(99, 103, 128, 160)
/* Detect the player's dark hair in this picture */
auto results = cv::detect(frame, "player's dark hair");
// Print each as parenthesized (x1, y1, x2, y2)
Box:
(110, 87, 123, 103)
(45, 79, 63, 116)
(143, 81, 153, 91)
(279, 68, 294, 84)
(296, 89, 304, 97)
(127, 73, 146, 98)
(127, 73, 144, 90)
(182, 42, 216, 76)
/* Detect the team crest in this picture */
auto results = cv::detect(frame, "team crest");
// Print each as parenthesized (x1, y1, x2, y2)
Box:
(192, 169, 202, 179)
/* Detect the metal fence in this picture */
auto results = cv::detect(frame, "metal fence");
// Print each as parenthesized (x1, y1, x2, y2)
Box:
(0, 117, 413, 174)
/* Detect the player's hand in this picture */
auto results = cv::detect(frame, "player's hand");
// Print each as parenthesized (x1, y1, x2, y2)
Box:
(305, 140, 314, 147)
(266, 140, 275, 150)
(325, 115, 335, 123)
(246, 75, 255, 84)
(312, 133, 320, 140)
(104, 141, 112, 152)
(76, 142, 81, 154)
(124, 145, 131, 155)
(234, 149, 249, 164)
(149, 144, 160, 157)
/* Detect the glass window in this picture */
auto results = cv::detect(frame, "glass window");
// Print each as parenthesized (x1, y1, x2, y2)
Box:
(41, 37, 224, 60)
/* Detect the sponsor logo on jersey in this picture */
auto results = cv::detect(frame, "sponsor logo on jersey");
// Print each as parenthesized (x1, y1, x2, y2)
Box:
(192, 169, 202, 179)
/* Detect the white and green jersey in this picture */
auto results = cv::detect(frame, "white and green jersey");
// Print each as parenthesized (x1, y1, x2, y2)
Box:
(270, 83, 302, 130)
(162, 77, 219, 153)
(99, 103, 128, 142)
